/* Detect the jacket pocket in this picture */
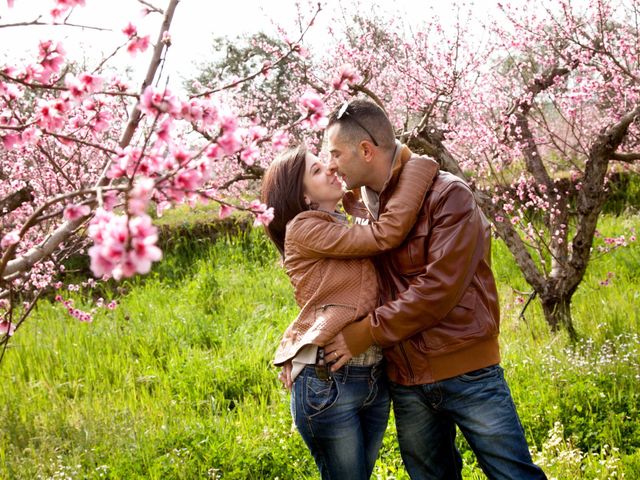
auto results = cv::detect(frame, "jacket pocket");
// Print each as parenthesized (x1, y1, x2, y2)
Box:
(420, 287, 482, 351)
(391, 234, 428, 276)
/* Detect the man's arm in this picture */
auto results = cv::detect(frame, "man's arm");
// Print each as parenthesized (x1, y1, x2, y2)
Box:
(286, 157, 439, 259)
(336, 181, 489, 355)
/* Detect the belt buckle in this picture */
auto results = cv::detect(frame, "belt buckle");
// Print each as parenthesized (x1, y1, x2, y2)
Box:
(315, 347, 332, 381)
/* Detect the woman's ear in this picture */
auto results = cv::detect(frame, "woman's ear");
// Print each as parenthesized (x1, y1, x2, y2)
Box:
(303, 195, 311, 206)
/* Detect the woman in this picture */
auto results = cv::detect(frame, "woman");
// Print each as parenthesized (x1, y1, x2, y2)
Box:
(261, 143, 438, 479)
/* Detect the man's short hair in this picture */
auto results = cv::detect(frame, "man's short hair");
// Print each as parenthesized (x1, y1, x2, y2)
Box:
(327, 99, 396, 150)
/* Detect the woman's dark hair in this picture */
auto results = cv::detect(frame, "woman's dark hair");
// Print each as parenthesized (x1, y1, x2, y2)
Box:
(260, 145, 309, 257)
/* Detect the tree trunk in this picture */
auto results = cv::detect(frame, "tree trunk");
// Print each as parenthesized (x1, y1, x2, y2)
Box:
(540, 295, 577, 341)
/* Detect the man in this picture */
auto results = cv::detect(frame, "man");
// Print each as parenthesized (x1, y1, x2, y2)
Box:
(323, 99, 546, 480)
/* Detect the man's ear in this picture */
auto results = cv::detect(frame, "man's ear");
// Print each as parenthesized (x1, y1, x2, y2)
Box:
(360, 141, 374, 163)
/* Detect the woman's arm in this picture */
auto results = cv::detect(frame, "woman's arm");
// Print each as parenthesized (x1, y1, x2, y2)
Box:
(286, 155, 439, 259)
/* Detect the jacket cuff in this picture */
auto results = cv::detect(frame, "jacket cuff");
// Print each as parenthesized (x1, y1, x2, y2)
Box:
(342, 314, 376, 356)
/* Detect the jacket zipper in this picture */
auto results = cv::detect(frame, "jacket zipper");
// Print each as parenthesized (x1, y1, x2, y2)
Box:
(318, 303, 356, 311)
(399, 341, 415, 383)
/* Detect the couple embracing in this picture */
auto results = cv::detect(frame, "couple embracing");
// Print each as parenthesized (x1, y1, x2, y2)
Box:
(261, 99, 546, 480)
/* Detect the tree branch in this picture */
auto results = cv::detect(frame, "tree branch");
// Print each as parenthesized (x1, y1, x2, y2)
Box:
(610, 151, 640, 162)
(0, 20, 109, 31)
(349, 84, 387, 114)
(0, 187, 34, 216)
(504, 65, 573, 190)
(570, 104, 640, 282)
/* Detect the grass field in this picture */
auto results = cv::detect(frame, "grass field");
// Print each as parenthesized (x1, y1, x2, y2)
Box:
(0, 213, 638, 479)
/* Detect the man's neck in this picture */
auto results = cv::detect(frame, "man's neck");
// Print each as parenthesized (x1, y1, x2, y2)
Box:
(367, 148, 396, 193)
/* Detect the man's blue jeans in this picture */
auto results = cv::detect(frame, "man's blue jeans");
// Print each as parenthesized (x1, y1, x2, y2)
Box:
(389, 364, 547, 480)
(291, 363, 390, 480)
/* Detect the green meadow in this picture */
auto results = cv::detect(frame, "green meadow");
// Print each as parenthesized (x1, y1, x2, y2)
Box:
(0, 212, 638, 479)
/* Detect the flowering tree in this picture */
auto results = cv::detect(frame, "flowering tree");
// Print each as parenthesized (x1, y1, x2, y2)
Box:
(195, 0, 638, 337)
(398, 0, 640, 337)
(0, 0, 333, 356)
(343, 1, 638, 337)
(1, 0, 637, 355)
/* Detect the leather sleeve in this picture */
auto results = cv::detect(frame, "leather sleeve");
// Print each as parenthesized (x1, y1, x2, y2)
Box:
(286, 158, 439, 259)
(367, 181, 489, 347)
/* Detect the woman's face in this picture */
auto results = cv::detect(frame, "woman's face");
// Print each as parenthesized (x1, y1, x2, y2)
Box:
(302, 151, 343, 210)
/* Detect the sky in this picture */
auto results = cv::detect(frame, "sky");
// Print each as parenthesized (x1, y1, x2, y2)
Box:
(0, 0, 501, 91)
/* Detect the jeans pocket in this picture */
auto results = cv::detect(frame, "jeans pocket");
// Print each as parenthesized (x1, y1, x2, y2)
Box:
(304, 375, 339, 416)
(457, 365, 501, 383)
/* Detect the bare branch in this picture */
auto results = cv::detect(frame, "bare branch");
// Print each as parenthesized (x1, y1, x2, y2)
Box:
(610, 152, 640, 162)
(138, 0, 165, 15)
(0, 19, 110, 31)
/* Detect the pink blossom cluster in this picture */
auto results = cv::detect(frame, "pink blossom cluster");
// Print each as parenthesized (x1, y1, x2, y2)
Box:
(249, 200, 275, 226)
(332, 64, 360, 91)
(54, 295, 93, 322)
(52, 294, 118, 324)
(596, 232, 637, 254)
(50, 0, 86, 19)
(271, 130, 290, 152)
(298, 91, 328, 130)
(0, 320, 15, 337)
(122, 23, 151, 57)
(87, 209, 162, 280)
(34, 40, 66, 83)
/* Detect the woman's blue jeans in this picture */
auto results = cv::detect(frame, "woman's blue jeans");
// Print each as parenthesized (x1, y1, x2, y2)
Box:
(389, 364, 547, 480)
(291, 363, 390, 480)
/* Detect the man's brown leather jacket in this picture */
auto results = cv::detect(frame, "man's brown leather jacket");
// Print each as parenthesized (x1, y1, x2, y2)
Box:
(342, 148, 501, 385)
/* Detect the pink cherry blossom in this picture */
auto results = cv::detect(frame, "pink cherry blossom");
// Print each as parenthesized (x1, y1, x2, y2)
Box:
(217, 129, 242, 155)
(122, 23, 138, 38)
(138, 86, 181, 117)
(63, 203, 91, 221)
(332, 64, 360, 91)
(2, 133, 21, 150)
(219, 204, 234, 219)
(127, 35, 150, 57)
(240, 143, 260, 166)
(254, 207, 275, 227)
(271, 130, 289, 152)
(0, 321, 16, 337)
(1, 230, 20, 249)
(298, 90, 328, 130)
(128, 177, 155, 215)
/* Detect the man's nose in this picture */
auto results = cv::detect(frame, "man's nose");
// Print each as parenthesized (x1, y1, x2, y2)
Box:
(326, 159, 338, 175)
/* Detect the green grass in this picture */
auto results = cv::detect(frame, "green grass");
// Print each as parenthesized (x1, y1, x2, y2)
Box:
(0, 214, 639, 479)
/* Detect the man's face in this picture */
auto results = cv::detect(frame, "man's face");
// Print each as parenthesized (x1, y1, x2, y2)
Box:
(327, 124, 366, 190)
